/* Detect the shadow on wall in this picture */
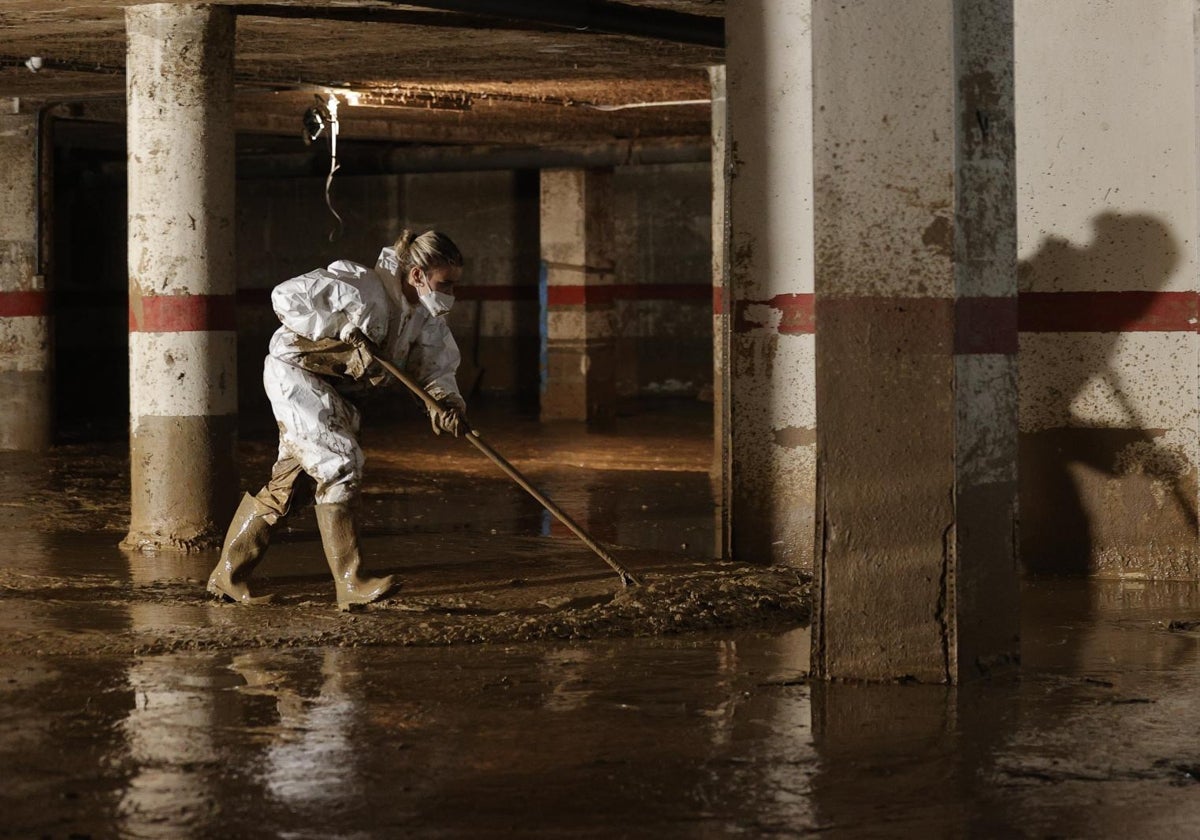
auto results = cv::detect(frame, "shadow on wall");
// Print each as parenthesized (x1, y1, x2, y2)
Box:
(1019, 212, 1196, 576)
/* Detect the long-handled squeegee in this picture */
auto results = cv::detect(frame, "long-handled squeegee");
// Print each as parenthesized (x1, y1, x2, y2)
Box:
(366, 350, 640, 588)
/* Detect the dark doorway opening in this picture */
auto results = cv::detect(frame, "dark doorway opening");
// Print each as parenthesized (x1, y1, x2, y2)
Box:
(53, 127, 128, 443)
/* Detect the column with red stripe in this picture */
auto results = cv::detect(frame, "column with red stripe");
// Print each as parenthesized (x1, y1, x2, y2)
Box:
(0, 112, 51, 450)
(122, 5, 238, 552)
(539, 169, 618, 427)
(808, 0, 1019, 682)
(724, 2, 818, 572)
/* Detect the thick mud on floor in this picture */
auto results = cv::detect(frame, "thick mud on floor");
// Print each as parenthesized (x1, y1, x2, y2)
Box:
(2, 403, 1200, 836)
(0, 403, 807, 656)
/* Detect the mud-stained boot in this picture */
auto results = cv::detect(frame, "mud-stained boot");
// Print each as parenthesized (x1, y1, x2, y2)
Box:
(315, 502, 396, 610)
(206, 493, 277, 605)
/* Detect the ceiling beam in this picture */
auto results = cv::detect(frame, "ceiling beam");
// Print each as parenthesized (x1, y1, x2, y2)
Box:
(236, 137, 711, 177)
(391, 0, 723, 47)
(242, 1, 725, 48)
(235, 4, 551, 33)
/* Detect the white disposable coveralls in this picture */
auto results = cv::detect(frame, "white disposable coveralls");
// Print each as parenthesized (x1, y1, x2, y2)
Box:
(262, 246, 464, 505)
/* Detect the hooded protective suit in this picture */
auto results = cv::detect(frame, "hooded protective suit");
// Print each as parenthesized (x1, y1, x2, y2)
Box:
(261, 245, 464, 507)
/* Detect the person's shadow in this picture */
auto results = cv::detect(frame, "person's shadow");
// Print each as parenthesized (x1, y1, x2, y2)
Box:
(1019, 211, 1196, 576)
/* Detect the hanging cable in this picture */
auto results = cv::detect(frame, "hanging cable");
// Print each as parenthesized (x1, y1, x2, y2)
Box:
(322, 93, 344, 242)
(301, 92, 345, 242)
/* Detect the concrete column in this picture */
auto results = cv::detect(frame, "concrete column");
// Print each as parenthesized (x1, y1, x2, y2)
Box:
(725, 3, 816, 568)
(122, 4, 238, 552)
(709, 65, 732, 559)
(811, 0, 1019, 682)
(539, 168, 617, 425)
(0, 111, 51, 450)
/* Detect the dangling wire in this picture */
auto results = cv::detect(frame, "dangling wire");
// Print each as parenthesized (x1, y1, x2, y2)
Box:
(301, 93, 344, 242)
(322, 93, 344, 242)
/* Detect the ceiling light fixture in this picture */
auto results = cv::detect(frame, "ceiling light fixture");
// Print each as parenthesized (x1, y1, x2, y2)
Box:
(24, 56, 43, 73)
(352, 88, 471, 112)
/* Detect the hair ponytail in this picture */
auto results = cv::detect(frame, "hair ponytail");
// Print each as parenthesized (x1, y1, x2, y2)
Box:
(393, 229, 416, 257)
(394, 229, 462, 276)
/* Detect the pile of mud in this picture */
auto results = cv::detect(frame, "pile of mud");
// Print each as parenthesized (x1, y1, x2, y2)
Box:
(376, 565, 812, 645)
(0, 564, 811, 657)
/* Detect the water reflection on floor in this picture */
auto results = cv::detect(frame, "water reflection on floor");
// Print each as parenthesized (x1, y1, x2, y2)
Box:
(2, 403, 1200, 836)
(4, 580, 1200, 838)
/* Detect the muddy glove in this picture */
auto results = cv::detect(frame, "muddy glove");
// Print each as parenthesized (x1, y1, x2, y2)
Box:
(428, 400, 466, 438)
(340, 324, 379, 356)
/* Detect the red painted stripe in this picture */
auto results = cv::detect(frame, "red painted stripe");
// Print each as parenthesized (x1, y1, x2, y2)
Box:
(546, 283, 712, 306)
(0, 290, 47, 317)
(546, 285, 616, 306)
(129, 294, 237, 332)
(108, 288, 1200, 336)
(733, 293, 815, 334)
(776, 293, 815, 334)
(235, 286, 543, 304)
(628, 283, 712, 301)
(1019, 291, 1197, 332)
(475, 286, 1200, 329)
(730, 291, 1192, 339)
(956, 297, 1018, 354)
(456, 285, 539, 302)
(239, 284, 707, 306)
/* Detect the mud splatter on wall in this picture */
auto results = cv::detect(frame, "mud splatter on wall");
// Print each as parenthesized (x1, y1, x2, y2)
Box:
(1015, 0, 1200, 579)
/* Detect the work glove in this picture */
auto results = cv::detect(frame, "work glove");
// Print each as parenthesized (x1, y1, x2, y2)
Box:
(340, 323, 379, 356)
(428, 400, 466, 438)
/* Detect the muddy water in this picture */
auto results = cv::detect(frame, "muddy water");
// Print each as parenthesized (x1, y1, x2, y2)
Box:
(3, 590, 1200, 838)
(3, 405, 1200, 835)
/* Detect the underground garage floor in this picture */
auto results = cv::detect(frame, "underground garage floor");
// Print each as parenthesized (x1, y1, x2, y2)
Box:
(2, 402, 1200, 837)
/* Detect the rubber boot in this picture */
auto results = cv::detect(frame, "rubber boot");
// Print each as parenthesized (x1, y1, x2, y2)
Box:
(206, 493, 276, 605)
(315, 502, 396, 610)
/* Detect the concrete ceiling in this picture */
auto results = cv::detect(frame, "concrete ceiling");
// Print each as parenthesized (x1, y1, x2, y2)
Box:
(0, 1, 725, 146)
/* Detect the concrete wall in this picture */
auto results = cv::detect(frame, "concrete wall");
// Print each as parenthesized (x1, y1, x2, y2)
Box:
(402, 169, 542, 404)
(234, 163, 712, 426)
(613, 162, 713, 401)
(51, 150, 711, 441)
(236, 169, 541, 425)
(1015, 0, 1200, 578)
(235, 173, 406, 431)
(0, 112, 52, 450)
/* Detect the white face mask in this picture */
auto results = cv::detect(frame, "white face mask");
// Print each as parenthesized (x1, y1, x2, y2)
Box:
(418, 287, 454, 317)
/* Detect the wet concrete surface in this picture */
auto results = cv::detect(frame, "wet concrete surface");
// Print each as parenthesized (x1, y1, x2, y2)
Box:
(2, 402, 1200, 836)
(0, 402, 804, 655)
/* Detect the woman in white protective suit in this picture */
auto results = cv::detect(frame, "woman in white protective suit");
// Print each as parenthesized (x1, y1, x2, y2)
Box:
(206, 229, 466, 609)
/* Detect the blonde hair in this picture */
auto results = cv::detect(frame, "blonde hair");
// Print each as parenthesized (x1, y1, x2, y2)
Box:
(393, 229, 463, 277)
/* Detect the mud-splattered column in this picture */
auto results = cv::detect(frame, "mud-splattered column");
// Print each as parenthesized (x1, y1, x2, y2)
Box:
(539, 169, 617, 426)
(724, 2, 816, 568)
(123, 4, 237, 551)
(709, 65, 732, 558)
(811, 0, 1020, 682)
(0, 112, 51, 450)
